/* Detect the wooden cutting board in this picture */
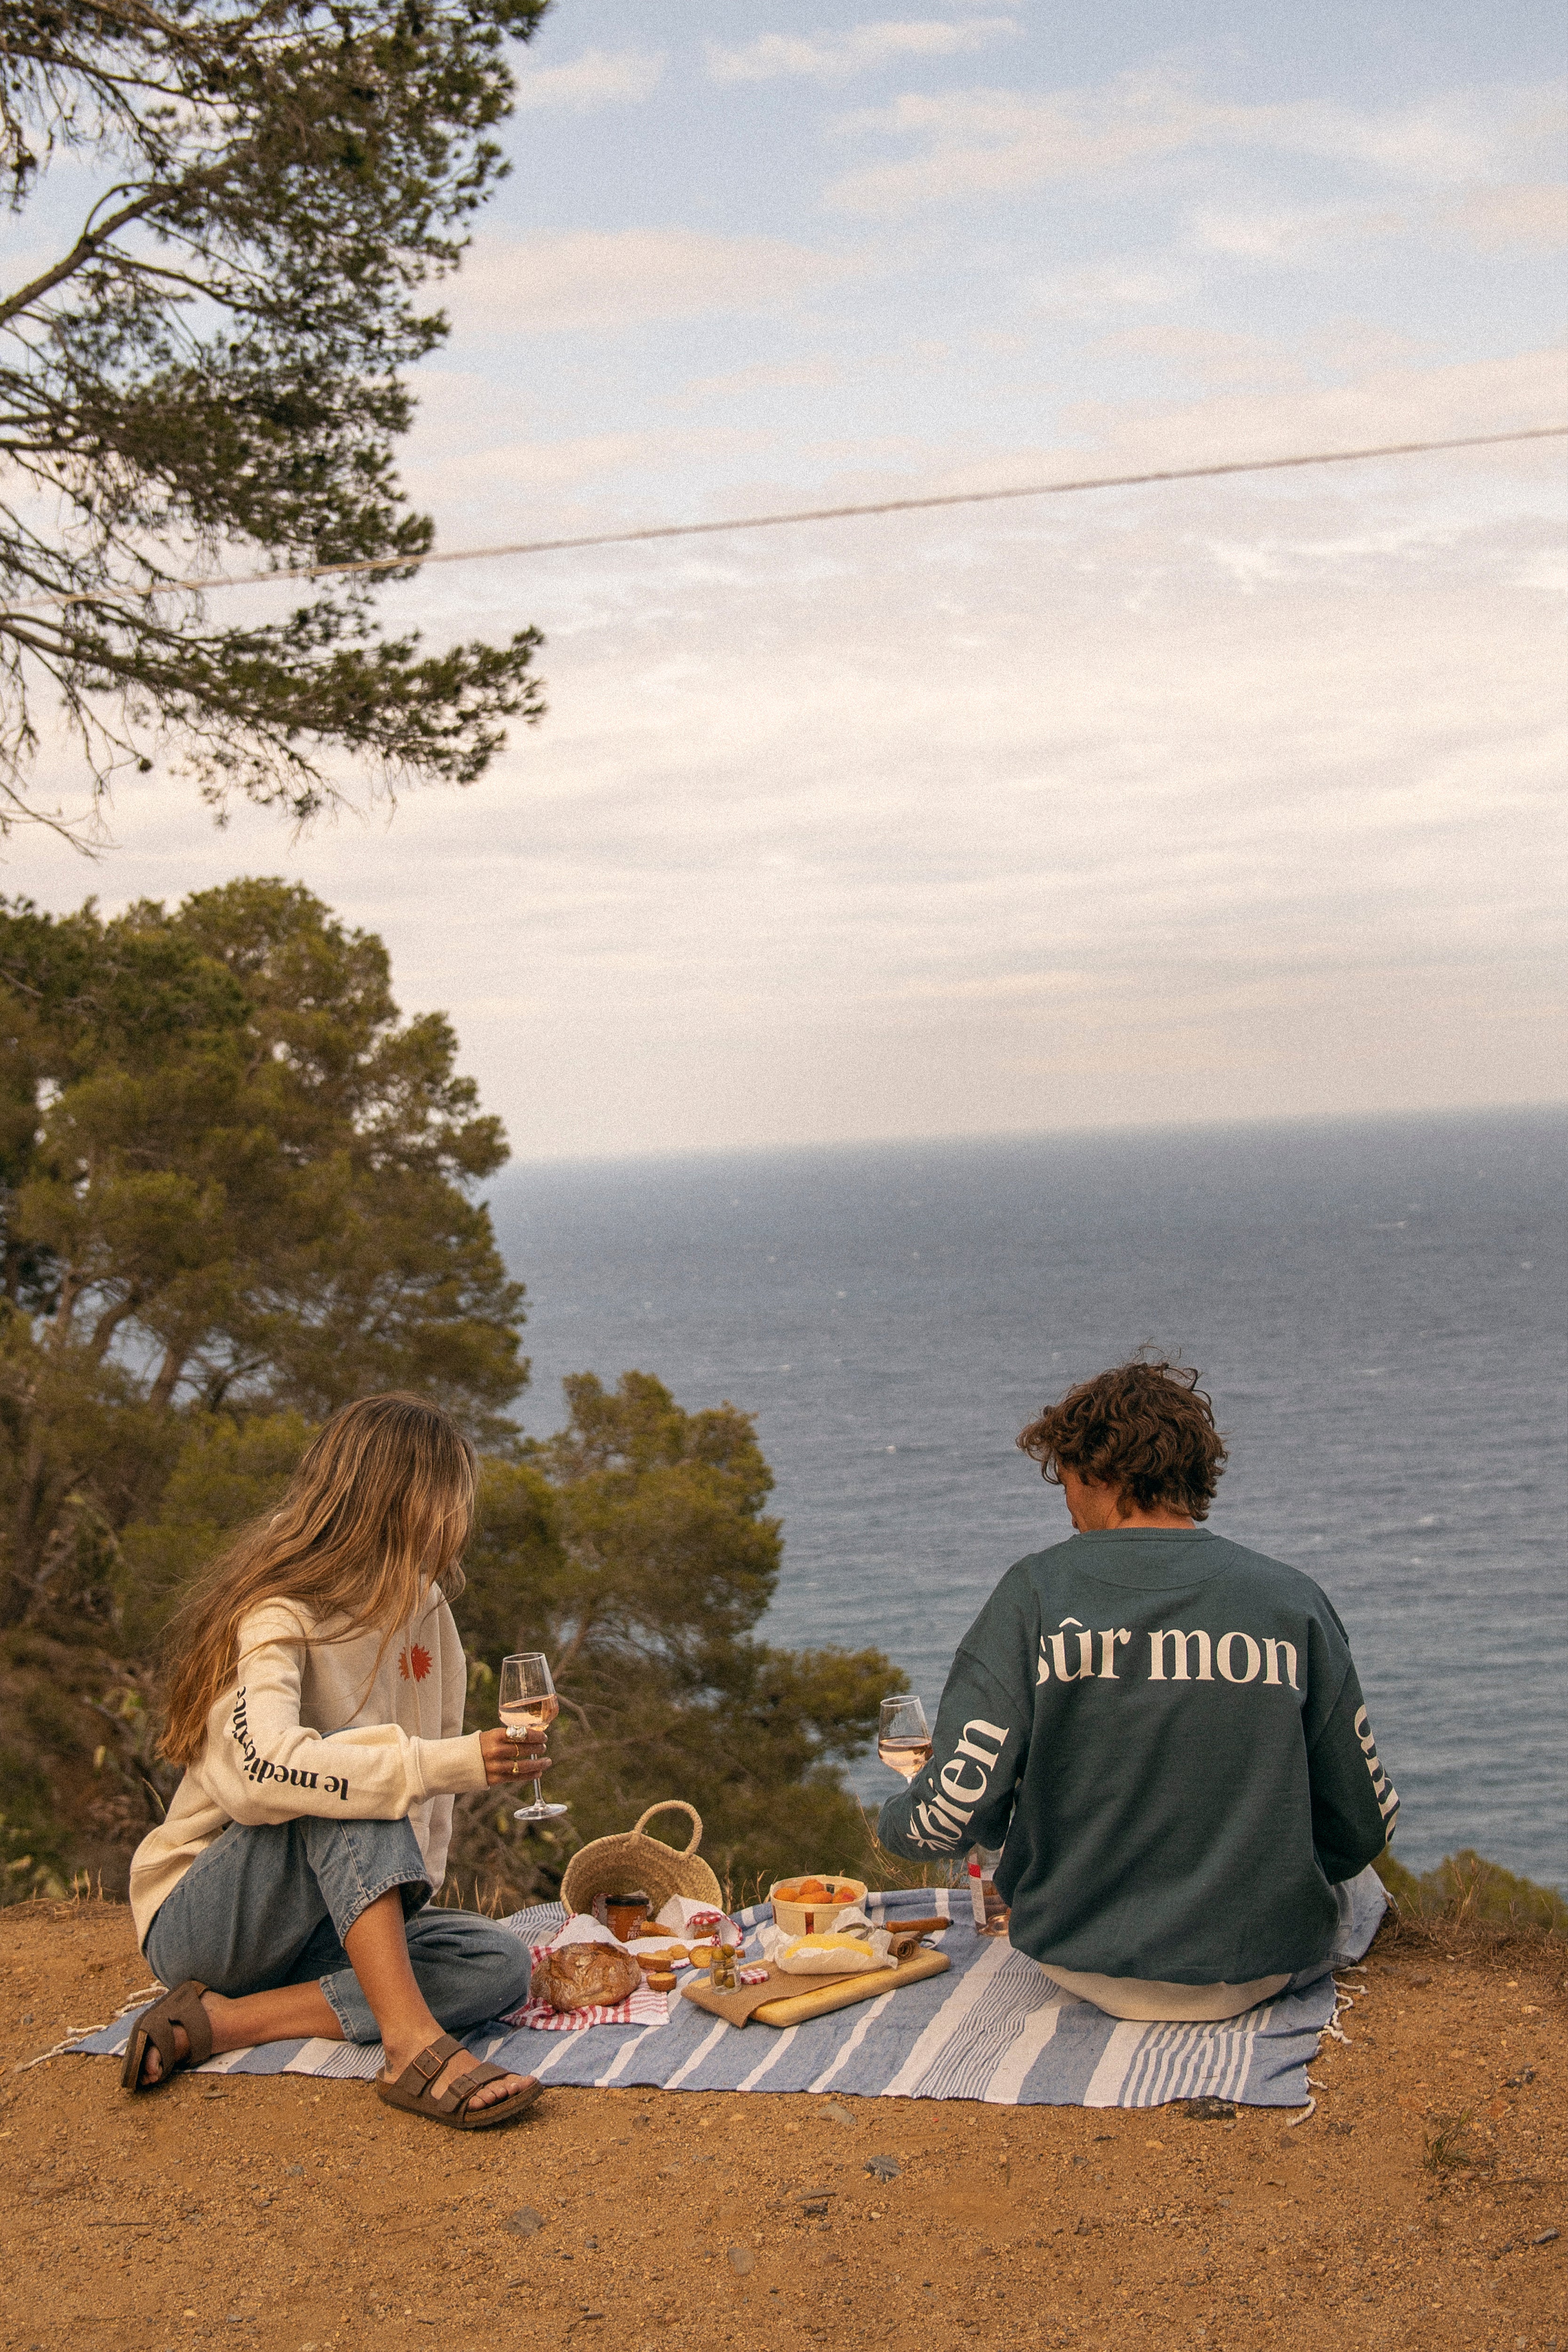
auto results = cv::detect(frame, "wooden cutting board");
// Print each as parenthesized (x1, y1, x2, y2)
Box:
(750, 1946, 950, 2028)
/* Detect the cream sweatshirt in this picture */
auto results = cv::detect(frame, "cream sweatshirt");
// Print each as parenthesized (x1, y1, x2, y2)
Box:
(128, 1586, 487, 1948)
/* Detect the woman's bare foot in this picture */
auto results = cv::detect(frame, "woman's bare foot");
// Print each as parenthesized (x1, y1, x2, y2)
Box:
(135, 2001, 209, 2085)
(433, 2050, 537, 2112)
(381, 2035, 536, 2112)
(135, 1981, 339, 2083)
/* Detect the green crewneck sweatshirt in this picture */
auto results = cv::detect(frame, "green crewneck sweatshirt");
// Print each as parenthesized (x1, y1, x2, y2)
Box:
(877, 1528, 1397, 1986)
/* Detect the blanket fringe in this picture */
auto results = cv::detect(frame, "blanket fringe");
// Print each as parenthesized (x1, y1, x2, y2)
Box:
(18, 2032, 95, 2072)
(38, 1982, 163, 2069)
(1285, 2098, 1316, 2127)
(100, 1982, 163, 2024)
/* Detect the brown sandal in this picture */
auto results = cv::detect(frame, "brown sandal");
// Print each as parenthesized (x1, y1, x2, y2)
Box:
(374, 2033, 541, 2130)
(120, 1980, 213, 2092)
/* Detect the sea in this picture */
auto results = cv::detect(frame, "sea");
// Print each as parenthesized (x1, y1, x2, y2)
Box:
(489, 1107, 1567, 1894)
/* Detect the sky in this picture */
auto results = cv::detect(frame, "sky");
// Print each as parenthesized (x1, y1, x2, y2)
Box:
(9, 0, 1568, 1160)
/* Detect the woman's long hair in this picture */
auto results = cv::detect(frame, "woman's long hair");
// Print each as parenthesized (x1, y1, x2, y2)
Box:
(159, 1393, 478, 1767)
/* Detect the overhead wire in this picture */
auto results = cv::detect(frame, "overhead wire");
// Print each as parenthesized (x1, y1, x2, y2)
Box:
(9, 422, 1565, 613)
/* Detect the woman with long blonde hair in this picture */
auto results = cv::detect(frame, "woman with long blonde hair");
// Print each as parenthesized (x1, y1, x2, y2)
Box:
(122, 1393, 549, 2129)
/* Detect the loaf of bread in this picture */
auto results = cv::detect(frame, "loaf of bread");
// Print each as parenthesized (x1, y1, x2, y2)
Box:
(534, 1942, 642, 2012)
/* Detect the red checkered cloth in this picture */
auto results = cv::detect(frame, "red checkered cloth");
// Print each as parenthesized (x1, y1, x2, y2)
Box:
(500, 1946, 673, 2032)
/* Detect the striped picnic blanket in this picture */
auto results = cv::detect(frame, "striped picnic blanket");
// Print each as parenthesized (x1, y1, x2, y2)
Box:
(71, 1868, 1383, 2107)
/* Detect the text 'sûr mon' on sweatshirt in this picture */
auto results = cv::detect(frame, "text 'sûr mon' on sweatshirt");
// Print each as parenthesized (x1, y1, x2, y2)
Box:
(128, 1587, 487, 1949)
(877, 1527, 1397, 1986)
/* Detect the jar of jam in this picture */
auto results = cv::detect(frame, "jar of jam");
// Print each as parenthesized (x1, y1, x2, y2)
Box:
(603, 1891, 650, 1945)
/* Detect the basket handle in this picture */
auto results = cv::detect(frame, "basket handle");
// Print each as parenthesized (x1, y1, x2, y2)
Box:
(632, 1800, 704, 1856)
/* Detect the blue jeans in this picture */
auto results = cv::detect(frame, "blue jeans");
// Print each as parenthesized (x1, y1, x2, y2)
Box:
(143, 1816, 533, 2044)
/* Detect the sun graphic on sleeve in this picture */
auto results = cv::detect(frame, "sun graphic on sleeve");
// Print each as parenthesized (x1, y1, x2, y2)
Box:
(407, 1643, 433, 1682)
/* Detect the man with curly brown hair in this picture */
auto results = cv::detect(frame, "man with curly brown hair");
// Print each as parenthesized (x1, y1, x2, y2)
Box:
(876, 1358, 1397, 2020)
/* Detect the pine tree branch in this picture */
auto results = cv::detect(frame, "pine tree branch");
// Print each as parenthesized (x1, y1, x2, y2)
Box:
(0, 179, 180, 327)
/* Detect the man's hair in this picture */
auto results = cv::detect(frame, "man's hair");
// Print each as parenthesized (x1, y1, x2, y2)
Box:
(1017, 1357, 1227, 1520)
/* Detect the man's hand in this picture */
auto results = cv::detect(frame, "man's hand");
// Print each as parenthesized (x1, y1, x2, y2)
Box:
(479, 1725, 551, 1788)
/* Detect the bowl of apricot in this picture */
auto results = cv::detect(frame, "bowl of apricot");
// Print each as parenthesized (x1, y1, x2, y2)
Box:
(768, 1875, 869, 1937)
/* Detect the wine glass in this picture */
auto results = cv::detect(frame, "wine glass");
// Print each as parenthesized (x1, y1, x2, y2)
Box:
(498, 1652, 571, 1823)
(878, 1693, 932, 1780)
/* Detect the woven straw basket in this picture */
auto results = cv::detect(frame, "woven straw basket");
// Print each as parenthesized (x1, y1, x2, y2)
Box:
(559, 1801, 722, 1919)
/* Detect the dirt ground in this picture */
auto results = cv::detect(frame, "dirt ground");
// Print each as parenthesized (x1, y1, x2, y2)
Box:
(0, 1900, 1562, 2352)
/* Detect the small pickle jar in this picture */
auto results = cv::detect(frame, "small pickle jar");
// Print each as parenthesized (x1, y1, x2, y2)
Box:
(708, 1919, 740, 1993)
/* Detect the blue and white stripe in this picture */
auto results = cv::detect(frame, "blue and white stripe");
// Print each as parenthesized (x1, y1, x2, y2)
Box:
(72, 1869, 1384, 2108)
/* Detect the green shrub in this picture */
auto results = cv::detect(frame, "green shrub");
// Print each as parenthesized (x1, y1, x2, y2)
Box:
(0, 1748, 73, 1905)
(1375, 1845, 1566, 1937)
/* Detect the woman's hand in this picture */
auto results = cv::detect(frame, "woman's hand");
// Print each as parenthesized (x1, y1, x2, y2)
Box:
(479, 1725, 552, 1788)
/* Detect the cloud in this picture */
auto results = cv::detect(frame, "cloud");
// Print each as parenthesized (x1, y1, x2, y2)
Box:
(671, 357, 852, 405)
(1095, 325, 1308, 394)
(824, 75, 1523, 216)
(1188, 203, 1408, 260)
(1046, 341, 1568, 480)
(1191, 182, 1568, 260)
(512, 47, 665, 111)
(1030, 258, 1193, 315)
(706, 17, 1017, 85)
(17, 346, 1567, 1161)
(1446, 182, 1568, 250)
(449, 229, 868, 333)
(1303, 321, 1435, 374)
(407, 427, 768, 506)
(828, 85, 1194, 211)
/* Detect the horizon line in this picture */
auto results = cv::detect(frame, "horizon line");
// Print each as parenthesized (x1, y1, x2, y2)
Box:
(493, 1096, 1568, 1176)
